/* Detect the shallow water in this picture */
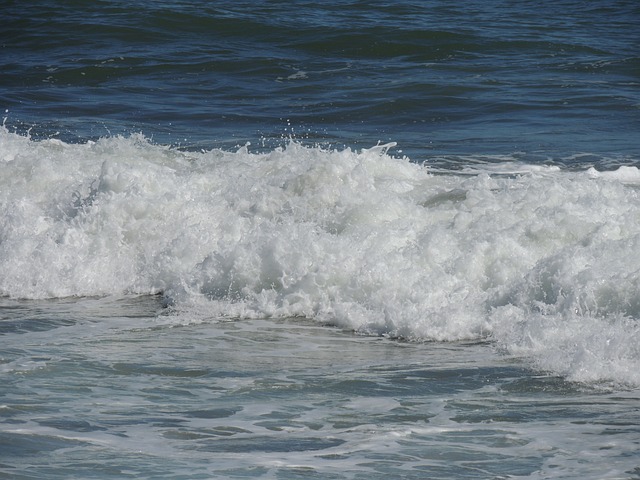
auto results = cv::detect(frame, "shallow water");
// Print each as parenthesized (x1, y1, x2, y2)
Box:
(2, 297, 639, 479)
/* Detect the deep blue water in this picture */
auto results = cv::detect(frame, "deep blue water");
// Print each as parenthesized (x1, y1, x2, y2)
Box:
(2, 0, 639, 165)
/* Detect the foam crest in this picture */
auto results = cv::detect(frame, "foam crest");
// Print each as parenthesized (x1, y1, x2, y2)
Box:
(1, 128, 639, 386)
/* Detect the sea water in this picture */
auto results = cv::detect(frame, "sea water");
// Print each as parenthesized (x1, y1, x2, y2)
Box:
(1, 1, 640, 478)
(2, 132, 640, 479)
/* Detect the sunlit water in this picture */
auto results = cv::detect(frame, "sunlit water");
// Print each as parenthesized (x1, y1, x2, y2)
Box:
(2, 0, 640, 478)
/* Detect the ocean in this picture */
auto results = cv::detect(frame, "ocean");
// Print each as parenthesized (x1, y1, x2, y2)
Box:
(1, 0, 640, 478)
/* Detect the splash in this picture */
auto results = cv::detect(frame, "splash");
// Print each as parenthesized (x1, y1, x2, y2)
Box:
(1, 128, 639, 386)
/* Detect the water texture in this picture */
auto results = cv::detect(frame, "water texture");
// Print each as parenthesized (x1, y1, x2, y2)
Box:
(2, 0, 639, 161)
(1, 1, 640, 478)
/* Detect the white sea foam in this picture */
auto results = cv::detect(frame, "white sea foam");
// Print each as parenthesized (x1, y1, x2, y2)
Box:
(1, 127, 639, 386)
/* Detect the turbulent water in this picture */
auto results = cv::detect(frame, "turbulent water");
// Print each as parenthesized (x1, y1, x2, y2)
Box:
(1, 1, 640, 478)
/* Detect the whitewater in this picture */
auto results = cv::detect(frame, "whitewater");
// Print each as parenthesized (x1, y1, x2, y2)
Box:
(2, 126, 639, 388)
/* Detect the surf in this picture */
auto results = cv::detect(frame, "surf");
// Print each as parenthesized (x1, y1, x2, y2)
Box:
(1, 127, 640, 386)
